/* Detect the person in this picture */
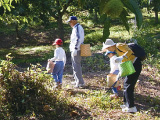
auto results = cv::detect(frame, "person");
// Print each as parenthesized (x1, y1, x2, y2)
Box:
(66, 16, 85, 88)
(49, 38, 66, 89)
(105, 50, 120, 99)
(102, 39, 142, 113)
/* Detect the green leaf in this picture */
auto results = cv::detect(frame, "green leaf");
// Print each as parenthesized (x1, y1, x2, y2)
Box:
(130, 0, 143, 29)
(78, 0, 85, 7)
(102, 17, 110, 42)
(0, 1, 3, 7)
(99, 0, 109, 15)
(10, 0, 13, 5)
(4, 4, 11, 11)
(121, 0, 143, 29)
(119, 8, 129, 32)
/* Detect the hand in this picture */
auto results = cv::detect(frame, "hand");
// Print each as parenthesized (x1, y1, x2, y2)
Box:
(72, 49, 77, 56)
(122, 52, 128, 59)
(115, 56, 124, 63)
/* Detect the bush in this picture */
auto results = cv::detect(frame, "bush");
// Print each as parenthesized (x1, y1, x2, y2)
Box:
(84, 31, 103, 46)
(0, 54, 73, 119)
(131, 23, 159, 58)
(82, 53, 109, 72)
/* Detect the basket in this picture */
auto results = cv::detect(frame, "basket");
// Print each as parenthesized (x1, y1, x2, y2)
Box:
(46, 61, 55, 73)
(107, 74, 119, 87)
(119, 61, 136, 77)
(80, 44, 91, 56)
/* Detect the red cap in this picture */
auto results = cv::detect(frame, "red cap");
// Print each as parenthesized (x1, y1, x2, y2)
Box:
(52, 38, 63, 45)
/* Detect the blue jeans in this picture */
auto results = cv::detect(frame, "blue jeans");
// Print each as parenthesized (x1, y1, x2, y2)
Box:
(112, 87, 118, 94)
(52, 61, 64, 84)
(112, 70, 119, 94)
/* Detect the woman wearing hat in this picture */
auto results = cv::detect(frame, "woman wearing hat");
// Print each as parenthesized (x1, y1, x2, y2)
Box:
(49, 38, 66, 89)
(102, 39, 142, 113)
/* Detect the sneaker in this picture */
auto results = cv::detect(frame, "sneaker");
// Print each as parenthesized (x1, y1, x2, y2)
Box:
(74, 83, 85, 88)
(120, 104, 126, 109)
(71, 81, 76, 85)
(79, 83, 85, 87)
(122, 106, 137, 113)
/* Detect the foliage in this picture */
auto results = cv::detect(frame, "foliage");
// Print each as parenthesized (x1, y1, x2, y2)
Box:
(0, 0, 19, 13)
(79, 0, 143, 41)
(84, 31, 103, 46)
(131, 23, 159, 57)
(0, 54, 73, 119)
(82, 53, 109, 72)
(148, 0, 160, 23)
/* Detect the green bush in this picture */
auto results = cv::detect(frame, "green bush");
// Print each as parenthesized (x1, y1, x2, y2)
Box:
(0, 54, 73, 119)
(131, 23, 159, 57)
(84, 31, 103, 46)
(82, 53, 109, 72)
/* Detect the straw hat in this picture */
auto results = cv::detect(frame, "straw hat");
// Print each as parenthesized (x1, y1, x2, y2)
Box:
(102, 39, 116, 51)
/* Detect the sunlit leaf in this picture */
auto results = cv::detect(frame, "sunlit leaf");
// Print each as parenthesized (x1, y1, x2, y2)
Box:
(121, 0, 143, 29)
(119, 8, 129, 32)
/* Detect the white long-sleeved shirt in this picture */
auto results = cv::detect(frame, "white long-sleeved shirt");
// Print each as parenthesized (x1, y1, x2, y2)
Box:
(50, 47, 66, 66)
(110, 55, 119, 73)
(69, 23, 84, 52)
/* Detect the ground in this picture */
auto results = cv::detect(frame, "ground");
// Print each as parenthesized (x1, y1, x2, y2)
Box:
(0, 31, 160, 119)
(59, 54, 160, 119)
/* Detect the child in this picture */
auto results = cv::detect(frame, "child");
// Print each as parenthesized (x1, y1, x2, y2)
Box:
(49, 38, 66, 89)
(105, 50, 120, 99)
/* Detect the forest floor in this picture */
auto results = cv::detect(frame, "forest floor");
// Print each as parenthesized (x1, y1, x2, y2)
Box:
(60, 53, 160, 120)
(0, 30, 160, 119)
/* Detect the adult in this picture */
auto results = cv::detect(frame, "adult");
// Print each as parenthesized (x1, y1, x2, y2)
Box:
(66, 16, 85, 88)
(102, 39, 142, 113)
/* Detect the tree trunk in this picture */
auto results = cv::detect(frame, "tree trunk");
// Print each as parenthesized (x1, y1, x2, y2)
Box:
(155, 10, 158, 24)
(15, 22, 22, 44)
(153, 0, 159, 24)
(94, 9, 98, 24)
(57, 16, 64, 41)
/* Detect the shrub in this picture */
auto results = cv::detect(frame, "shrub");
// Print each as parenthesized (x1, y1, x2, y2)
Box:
(0, 54, 73, 119)
(131, 23, 159, 58)
(84, 31, 103, 46)
(82, 53, 109, 72)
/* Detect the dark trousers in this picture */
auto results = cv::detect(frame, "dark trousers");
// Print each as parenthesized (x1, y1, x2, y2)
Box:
(123, 58, 142, 108)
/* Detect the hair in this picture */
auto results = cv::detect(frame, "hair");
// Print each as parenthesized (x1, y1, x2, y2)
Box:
(57, 44, 62, 47)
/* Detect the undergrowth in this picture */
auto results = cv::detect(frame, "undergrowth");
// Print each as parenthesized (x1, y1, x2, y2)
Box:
(0, 54, 73, 119)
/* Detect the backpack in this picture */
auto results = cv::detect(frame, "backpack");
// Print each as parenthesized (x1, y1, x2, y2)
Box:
(117, 43, 146, 61)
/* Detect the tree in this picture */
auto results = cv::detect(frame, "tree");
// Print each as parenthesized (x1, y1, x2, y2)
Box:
(0, 0, 77, 42)
(78, 0, 143, 41)
(147, 0, 160, 24)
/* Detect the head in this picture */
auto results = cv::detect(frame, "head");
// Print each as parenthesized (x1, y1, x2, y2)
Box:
(102, 39, 116, 52)
(105, 51, 116, 58)
(66, 16, 78, 27)
(52, 38, 63, 47)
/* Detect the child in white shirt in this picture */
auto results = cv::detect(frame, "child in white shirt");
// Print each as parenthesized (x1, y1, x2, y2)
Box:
(49, 38, 66, 89)
(105, 50, 120, 98)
